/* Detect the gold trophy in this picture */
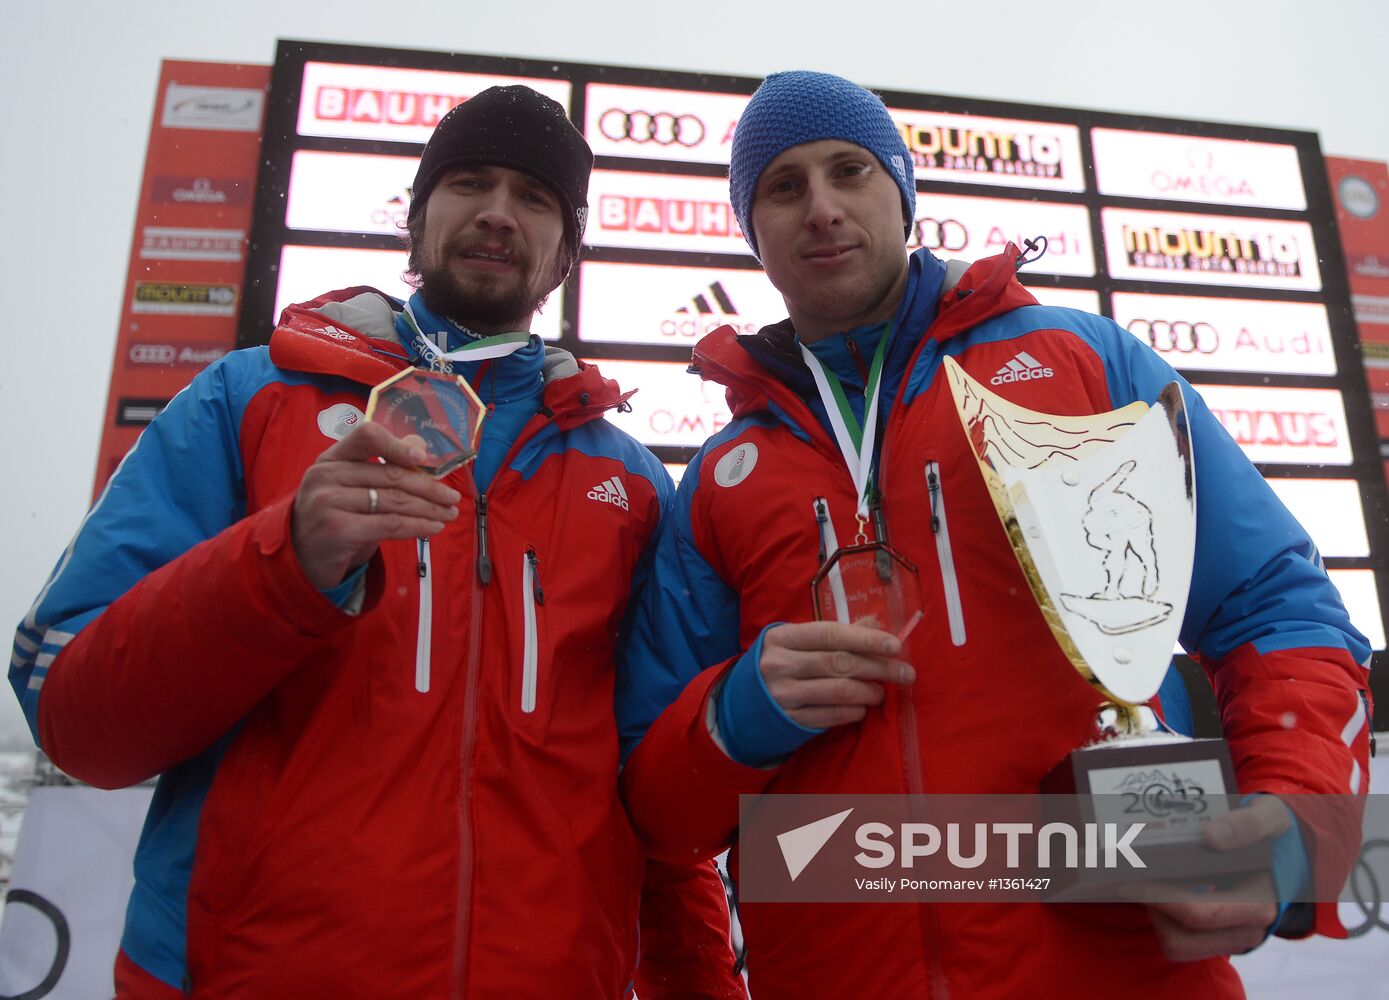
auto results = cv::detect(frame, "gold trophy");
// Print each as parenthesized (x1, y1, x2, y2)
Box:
(944, 356, 1267, 884)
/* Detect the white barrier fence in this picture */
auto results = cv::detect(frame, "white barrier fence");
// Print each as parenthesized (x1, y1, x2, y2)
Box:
(1, 759, 1386, 997)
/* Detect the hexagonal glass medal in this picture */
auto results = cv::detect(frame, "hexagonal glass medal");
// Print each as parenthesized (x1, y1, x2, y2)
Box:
(812, 542, 924, 640)
(365, 368, 486, 479)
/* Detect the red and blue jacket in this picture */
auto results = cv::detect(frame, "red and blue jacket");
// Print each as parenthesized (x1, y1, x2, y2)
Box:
(10, 288, 743, 999)
(617, 249, 1373, 999)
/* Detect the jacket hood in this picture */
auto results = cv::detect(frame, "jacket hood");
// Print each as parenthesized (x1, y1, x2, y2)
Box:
(268, 287, 634, 425)
(691, 245, 1040, 420)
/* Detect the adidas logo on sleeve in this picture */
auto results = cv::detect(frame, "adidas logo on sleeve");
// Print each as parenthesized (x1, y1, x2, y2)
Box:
(990, 351, 1054, 385)
(587, 476, 630, 511)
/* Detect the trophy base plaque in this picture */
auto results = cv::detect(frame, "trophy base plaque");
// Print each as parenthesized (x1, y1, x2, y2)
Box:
(1041, 727, 1270, 893)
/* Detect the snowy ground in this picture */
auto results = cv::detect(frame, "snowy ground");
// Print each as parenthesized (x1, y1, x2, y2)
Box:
(0, 750, 37, 889)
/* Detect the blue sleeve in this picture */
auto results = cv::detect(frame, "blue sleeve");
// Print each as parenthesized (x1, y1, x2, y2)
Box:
(1066, 312, 1370, 664)
(321, 564, 369, 607)
(8, 351, 267, 740)
(616, 447, 742, 763)
(715, 624, 822, 766)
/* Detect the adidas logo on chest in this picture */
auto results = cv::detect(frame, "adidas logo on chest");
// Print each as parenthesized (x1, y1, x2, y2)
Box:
(588, 476, 630, 511)
(990, 350, 1054, 385)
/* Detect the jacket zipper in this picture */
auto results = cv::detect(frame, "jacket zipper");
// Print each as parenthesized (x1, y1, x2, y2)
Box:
(453, 484, 489, 999)
(475, 494, 492, 584)
(521, 548, 544, 714)
(415, 538, 433, 693)
(925, 461, 966, 646)
(812, 497, 850, 623)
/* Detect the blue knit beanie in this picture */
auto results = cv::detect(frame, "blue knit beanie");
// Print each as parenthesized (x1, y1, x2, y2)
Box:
(730, 71, 916, 256)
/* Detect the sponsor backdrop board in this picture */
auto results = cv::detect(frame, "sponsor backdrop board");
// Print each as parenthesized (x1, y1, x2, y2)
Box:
(219, 40, 1386, 712)
(93, 60, 270, 497)
(1327, 156, 1389, 492)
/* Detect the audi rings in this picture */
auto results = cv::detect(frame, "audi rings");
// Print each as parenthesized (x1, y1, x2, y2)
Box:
(599, 109, 706, 147)
(910, 217, 969, 253)
(1126, 319, 1219, 355)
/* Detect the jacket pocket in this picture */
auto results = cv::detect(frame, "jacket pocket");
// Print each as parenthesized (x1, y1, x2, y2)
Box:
(925, 461, 966, 646)
(813, 496, 850, 623)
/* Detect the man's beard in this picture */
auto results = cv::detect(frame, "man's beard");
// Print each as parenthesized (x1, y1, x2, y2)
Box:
(415, 240, 551, 333)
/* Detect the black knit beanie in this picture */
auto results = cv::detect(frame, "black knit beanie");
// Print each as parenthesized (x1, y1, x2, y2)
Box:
(409, 86, 593, 268)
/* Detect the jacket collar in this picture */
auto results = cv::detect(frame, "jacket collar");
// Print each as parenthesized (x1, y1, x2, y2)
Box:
(267, 287, 633, 425)
(693, 244, 1039, 418)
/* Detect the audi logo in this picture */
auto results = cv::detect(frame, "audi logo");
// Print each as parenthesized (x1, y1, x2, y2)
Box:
(129, 344, 177, 364)
(1126, 319, 1219, 354)
(599, 109, 706, 147)
(1347, 838, 1389, 938)
(910, 217, 969, 253)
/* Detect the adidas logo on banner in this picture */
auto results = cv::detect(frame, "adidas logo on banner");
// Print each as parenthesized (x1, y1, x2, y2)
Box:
(676, 281, 738, 317)
(587, 476, 630, 511)
(990, 351, 1055, 386)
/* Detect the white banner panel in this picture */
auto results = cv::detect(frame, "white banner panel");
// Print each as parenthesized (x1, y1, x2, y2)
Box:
(139, 227, 245, 262)
(1354, 294, 1389, 326)
(274, 245, 562, 341)
(1196, 385, 1353, 466)
(1266, 479, 1370, 558)
(888, 108, 1085, 193)
(0, 787, 154, 1000)
(161, 83, 264, 133)
(1113, 293, 1336, 376)
(297, 62, 570, 143)
(1102, 208, 1321, 292)
(584, 85, 746, 166)
(1327, 569, 1386, 649)
(587, 359, 731, 447)
(579, 262, 783, 345)
(909, 195, 1094, 277)
(1027, 287, 1102, 313)
(587, 171, 748, 255)
(1092, 129, 1307, 210)
(286, 151, 415, 235)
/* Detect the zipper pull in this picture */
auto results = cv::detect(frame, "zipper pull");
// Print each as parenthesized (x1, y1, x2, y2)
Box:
(927, 467, 942, 534)
(1362, 691, 1376, 757)
(814, 498, 829, 565)
(846, 337, 869, 382)
(527, 548, 545, 605)
(868, 490, 892, 582)
(476, 494, 492, 585)
(417, 538, 428, 578)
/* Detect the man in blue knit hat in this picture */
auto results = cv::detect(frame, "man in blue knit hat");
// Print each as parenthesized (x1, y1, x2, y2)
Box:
(615, 70, 1372, 998)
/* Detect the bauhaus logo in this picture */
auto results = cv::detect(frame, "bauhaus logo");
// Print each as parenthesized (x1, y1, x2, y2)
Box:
(991, 351, 1054, 385)
(314, 87, 464, 127)
(598, 195, 742, 238)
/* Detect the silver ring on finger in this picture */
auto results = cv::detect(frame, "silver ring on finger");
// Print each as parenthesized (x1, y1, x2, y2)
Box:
(367, 486, 379, 515)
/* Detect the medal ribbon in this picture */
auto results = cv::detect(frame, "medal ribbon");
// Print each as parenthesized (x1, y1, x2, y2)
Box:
(402, 302, 532, 373)
(799, 323, 893, 527)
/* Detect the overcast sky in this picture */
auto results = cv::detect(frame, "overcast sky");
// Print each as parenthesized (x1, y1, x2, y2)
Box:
(3, 0, 1387, 742)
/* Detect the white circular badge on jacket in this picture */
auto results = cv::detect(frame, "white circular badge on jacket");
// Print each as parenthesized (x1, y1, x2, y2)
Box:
(317, 403, 365, 440)
(713, 442, 758, 487)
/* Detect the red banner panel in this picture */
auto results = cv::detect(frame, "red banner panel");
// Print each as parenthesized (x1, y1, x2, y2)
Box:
(93, 60, 269, 498)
